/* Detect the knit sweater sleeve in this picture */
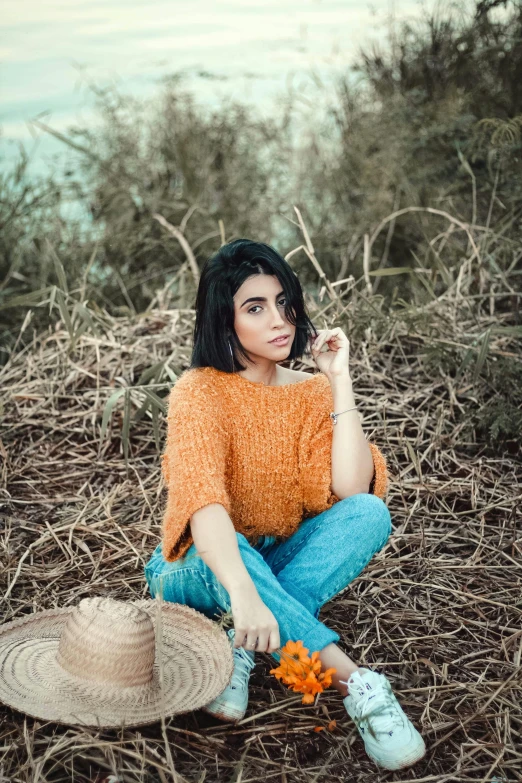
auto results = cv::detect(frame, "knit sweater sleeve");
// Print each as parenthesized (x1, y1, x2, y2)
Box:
(299, 375, 389, 515)
(160, 373, 231, 562)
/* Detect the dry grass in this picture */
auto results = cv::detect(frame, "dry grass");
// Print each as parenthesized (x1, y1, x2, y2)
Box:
(1, 217, 521, 782)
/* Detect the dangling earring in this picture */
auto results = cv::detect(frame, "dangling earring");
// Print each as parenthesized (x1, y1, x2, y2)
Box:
(228, 339, 234, 370)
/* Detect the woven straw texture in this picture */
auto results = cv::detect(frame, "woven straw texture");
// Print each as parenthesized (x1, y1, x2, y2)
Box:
(0, 597, 234, 728)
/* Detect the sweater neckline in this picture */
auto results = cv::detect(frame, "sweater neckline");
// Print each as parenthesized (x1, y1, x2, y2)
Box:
(203, 366, 322, 390)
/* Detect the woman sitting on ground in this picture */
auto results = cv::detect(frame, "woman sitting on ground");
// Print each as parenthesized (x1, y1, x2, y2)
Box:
(144, 238, 426, 772)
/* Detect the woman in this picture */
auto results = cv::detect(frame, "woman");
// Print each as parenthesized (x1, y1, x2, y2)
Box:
(144, 239, 426, 771)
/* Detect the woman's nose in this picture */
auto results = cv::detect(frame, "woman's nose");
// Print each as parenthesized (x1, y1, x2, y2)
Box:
(270, 308, 286, 325)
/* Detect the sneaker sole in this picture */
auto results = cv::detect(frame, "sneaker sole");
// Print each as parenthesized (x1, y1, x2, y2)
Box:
(372, 740, 426, 771)
(200, 702, 246, 723)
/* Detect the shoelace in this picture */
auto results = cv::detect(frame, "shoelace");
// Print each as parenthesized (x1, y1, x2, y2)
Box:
(340, 677, 405, 736)
(227, 629, 256, 690)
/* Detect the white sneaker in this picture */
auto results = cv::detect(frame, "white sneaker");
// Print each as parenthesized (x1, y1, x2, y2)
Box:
(341, 668, 426, 770)
(201, 628, 256, 723)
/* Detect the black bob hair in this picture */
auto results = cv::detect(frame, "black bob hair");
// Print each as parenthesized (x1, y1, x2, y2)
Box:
(189, 238, 319, 373)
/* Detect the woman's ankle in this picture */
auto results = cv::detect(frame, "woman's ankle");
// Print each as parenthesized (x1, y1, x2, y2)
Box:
(337, 665, 362, 697)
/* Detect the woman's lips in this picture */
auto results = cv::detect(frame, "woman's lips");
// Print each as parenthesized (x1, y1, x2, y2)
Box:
(269, 335, 290, 345)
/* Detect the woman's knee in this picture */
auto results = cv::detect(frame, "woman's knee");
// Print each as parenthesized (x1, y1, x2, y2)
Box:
(338, 492, 392, 549)
(361, 493, 391, 549)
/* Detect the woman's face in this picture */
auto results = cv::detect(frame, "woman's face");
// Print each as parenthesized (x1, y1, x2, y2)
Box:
(232, 274, 296, 364)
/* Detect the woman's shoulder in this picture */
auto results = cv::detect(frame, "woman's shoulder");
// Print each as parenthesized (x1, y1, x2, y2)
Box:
(172, 366, 207, 384)
(168, 367, 222, 400)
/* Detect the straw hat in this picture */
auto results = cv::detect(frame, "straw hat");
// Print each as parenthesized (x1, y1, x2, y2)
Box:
(0, 596, 234, 728)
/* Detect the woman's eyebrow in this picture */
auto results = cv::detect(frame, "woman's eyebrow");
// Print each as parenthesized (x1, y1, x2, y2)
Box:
(240, 291, 285, 307)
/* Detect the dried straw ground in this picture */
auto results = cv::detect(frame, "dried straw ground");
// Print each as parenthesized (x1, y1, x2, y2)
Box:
(1, 229, 521, 782)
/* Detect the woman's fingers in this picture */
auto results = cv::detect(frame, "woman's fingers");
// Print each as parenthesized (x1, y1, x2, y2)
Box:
(311, 330, 330, 352)
(268, 628, 280, 654)
(313, 329, 337, 351)
(257, 630, 269, 652)
(312, 329, 341, 353)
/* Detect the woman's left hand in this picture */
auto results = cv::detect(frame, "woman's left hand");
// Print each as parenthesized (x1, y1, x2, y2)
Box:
(309, 328, 351, 379)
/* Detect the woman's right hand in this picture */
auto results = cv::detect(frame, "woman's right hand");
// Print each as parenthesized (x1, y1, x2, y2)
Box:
(229, 583, 280, 654)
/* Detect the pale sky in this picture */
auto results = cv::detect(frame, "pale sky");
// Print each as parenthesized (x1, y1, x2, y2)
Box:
(0, 0, 424, 178)
(0, 1, 423, 127)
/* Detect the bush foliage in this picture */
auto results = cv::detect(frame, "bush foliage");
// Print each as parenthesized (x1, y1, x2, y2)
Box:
(1, 0, 521, 451)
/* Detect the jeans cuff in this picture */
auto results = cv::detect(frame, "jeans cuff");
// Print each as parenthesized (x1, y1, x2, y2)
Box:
(271, 623, 340, 663)
(300, 623, 341, 656)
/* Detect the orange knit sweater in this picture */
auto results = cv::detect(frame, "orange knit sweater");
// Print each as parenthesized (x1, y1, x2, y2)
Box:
(161, 366, 389, 562)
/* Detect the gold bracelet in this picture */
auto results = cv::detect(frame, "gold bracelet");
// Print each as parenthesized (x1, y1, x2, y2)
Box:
(329, 406, 357, 425)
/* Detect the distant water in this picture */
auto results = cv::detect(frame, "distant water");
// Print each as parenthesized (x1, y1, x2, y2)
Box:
(0, 0, 421, 226)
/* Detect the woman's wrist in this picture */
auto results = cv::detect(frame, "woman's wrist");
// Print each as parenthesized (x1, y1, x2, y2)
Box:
(228, 576, 258, 597)
(327, 373, 354, 397)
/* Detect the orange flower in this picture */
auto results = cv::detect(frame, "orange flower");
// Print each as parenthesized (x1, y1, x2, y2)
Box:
(309, 651, 324, 675)
(271, 640, 310, 680)
(281, 640, 312, 673)
(318, 666, 337, 689)
(313, 719, 337, 733)
(283, 640, 311, 664)
(269, 640, 337, 705)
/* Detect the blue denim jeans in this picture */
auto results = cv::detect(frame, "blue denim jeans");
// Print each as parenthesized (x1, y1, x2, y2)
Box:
(144, 493, 392, 662)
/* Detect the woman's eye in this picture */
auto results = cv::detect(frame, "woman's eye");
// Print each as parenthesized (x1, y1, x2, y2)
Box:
(249, 299, 286, 314)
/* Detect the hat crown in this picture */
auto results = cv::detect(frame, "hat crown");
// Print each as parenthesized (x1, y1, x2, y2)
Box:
(56, 597, 155, 687)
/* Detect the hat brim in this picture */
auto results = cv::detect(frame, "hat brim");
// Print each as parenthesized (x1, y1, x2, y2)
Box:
(0, 599, 234, 728)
